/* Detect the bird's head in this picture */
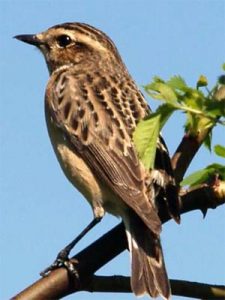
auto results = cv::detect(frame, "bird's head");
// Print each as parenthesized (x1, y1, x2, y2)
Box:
(15, 22, 122, 74)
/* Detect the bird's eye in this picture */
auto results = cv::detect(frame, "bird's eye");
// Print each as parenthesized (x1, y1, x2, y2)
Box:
(56, 35, 72, 47)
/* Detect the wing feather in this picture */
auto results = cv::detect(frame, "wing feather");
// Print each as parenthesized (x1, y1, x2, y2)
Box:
(46, 72, 161, 234)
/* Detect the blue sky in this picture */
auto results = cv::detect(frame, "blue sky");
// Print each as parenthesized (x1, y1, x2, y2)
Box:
(1, 1, 225, 299)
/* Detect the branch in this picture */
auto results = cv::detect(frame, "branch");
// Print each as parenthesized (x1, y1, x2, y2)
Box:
(11, 273, 225, 299)
(87, 276, 225, 299)
(171, 132, 208, 184)
(11, 186, 225, 300)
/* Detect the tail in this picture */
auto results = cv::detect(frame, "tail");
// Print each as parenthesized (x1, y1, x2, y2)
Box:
(124, 213, 170, 299)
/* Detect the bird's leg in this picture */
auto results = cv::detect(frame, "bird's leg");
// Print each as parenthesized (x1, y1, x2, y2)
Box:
(40, 217, 102, 277)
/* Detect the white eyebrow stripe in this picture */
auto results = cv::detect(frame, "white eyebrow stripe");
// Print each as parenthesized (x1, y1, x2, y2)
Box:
(75, 33, 107, 52)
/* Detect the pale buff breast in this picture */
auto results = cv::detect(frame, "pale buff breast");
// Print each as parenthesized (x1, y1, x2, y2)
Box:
(45, 109, 102, 202)
(45, 111, 128, 218)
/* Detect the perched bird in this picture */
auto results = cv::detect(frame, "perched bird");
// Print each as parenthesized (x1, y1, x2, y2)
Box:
(15, 23, 180, 299)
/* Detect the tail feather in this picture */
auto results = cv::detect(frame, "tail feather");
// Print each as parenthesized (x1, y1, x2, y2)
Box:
(124, 213, 170, 299)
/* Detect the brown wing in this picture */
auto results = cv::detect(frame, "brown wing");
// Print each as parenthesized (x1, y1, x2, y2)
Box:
(46, 70, 161, 235)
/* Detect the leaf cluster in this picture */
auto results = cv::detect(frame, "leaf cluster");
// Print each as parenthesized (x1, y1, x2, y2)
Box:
(133, 69, 225, 187)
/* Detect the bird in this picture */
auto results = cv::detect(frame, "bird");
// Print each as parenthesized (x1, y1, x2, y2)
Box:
(15, 22, 180, 299)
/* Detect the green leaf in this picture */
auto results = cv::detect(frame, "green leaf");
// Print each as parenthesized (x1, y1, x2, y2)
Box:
(206, 163, 225, 180)
(197, 75, 208, 89)
(154, 104, 176, 129)
(205, 100, 225, 117)
(203, 131, 212, 151)
(181, 163, 225, 187)
(133, 114, 161, 169)
(152, 76, 165, 83)
(181, 168, 210, 186)
(133, 103, 176, 170)
(184, 112, 194, 132)
(167, 75, 187, 91)
(214, 144, 225, 158)
(145, 82, 178, 105)
(182, 89, 205, 109)
(222, 63, 225, 71)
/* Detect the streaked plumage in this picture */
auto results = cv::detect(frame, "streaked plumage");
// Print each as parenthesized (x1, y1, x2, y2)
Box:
(15, 22, 180, 299)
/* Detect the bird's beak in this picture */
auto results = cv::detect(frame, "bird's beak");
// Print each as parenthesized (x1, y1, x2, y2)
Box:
(14, 34, 42, 47)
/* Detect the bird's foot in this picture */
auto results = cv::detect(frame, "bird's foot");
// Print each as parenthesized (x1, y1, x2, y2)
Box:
(40, 218, 102, 277)
(40, 249, 78, 278)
